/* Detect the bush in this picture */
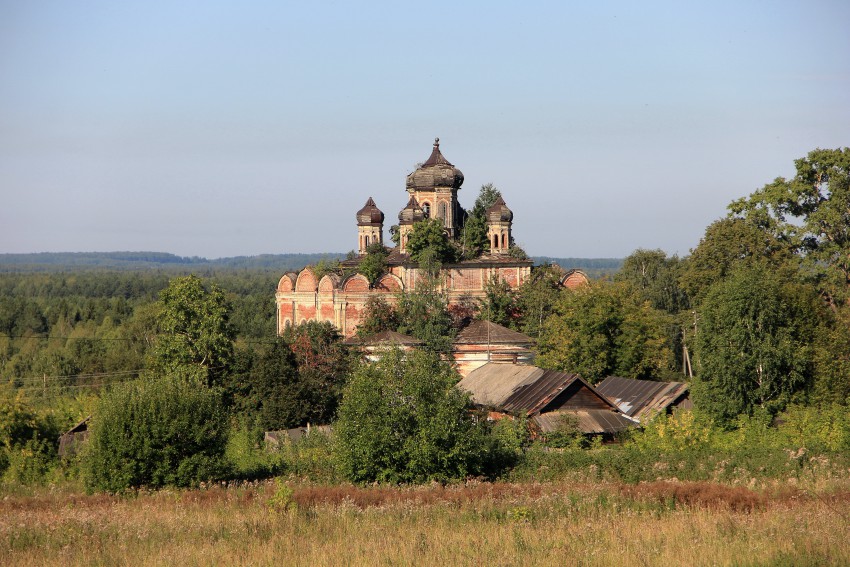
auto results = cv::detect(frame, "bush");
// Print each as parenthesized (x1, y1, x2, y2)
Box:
(226, 423, 285, 481)
(334, 348, 489, 484)
(83, 373, 230, 492)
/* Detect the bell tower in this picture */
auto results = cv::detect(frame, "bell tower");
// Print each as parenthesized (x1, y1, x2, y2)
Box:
(486, 196, 513, 254)
(356, 197, 384, 254)
(404, 138, 464, 238)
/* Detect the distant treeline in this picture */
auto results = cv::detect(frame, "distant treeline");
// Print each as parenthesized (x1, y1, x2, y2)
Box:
(0, 252, 347, 273)
(0, 252, 623, 275)
(531, 257, 623, 275)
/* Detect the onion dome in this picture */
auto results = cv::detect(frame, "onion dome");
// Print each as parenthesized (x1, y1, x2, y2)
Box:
(486, 196, 513, 223)
(398, 196, 425, 225)
(356, 197, 384, 225)
(406, 138, 464, 191)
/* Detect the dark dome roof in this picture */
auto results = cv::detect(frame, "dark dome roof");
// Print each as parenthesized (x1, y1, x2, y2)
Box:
(398, 196, 425, 225)
(486, 196, 513, 222)
(356, 197, 384, 225)
(406, 138, 464, 191)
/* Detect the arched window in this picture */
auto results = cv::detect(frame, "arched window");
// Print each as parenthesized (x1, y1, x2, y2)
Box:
(422, 202, 430, 217)
(438, 202, 448, 224)
(365, 235, 370, 248)
(493, 235, 499, 250)
(502, 234, 507, 249)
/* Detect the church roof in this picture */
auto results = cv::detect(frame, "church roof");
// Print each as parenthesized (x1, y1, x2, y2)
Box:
(422, 137, 453, 166)
(486, 196, 513, 223)
(407, 138, 464, 190)
(398, 195, 425, 224)
(356, 197, 384, 225)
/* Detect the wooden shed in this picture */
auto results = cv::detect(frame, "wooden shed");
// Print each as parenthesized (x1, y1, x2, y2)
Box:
(595, 376, 691, 423)
(457, 363, 636, 437)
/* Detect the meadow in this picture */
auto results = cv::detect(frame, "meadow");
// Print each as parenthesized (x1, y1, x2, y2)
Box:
(2, 476, 848, 566)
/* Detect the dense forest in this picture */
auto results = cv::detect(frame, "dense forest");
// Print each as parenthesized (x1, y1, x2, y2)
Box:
(2, 147, 849, 493)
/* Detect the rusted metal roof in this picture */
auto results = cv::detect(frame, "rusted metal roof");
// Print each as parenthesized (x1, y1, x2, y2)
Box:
(457, 363, 618, 416)
(454, 320, 533, 345)
(595, 376, 690, 421)
(533, 410, 635, 435)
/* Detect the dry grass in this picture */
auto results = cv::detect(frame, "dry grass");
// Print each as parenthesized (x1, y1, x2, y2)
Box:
(2, 479, 849, 566)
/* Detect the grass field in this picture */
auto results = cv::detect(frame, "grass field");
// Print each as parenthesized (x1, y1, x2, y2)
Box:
(3, 478, 849, 566)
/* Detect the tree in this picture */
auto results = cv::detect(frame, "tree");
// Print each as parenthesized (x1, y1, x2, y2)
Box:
(153, 275, 235, 386)
(334, 348, 488, 484)
(728, 147, 850, 306)
(513, 265, 564, 339)
(83, 373, 230, 491)
(478, 275, 518, 327)
(616, 249, 689, 314)
(537, 282, 673, 383)
(406, 218, 458, 265)
(396, 271, 456, 354)
(357, 296, 399, 336)
(281, 321, 352, 425)
(679, 218, 796, 305)
(357, 242, 389, 285)
(692, 265, 821, 425)
(459, 183, 501, 259)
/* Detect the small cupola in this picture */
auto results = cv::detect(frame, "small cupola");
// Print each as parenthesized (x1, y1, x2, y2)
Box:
(356, 197, 384, 254)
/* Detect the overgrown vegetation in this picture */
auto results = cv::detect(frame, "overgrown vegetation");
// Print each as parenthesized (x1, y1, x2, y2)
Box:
(2, 148, 850, 513)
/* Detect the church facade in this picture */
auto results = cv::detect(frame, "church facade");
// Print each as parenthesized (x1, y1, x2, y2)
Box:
(275, 139, 585, 338)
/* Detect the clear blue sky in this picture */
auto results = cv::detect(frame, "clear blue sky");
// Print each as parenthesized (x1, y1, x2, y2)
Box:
(1, 1, 848, 259)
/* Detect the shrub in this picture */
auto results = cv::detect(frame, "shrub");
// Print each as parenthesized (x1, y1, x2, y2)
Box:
(83, 373, 230, 492)
(334, 348, 489, 484)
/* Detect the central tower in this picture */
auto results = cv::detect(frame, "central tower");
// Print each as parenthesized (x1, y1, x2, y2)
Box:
(404, 138, 464, 238)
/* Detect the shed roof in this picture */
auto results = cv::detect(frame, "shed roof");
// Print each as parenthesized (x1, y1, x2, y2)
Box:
(532, 410, 636, 435)
(595, 376, 690, 421)
(454, 320, 533, 345)
(457, 363, 616, 416)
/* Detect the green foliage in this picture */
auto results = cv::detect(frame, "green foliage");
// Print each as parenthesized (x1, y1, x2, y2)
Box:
(540, 413, 587, 449)
(310, 258, 341, 283)
(0, 388, 61, 484)
(357, 242, 388, 285)
(728, 148, 850, 305)
(679, 218, 795, 305)
(153, 275, 235, 386)
(280, 321, 352, 425)
(491, 415, 531, 456)
(225, 423, 285, 481)
(513, 265, 563, 339)
(616, 248, 688, 314)
(2, 438, 56, 486)
(406, 218, 459, 265)
(811, 305, 850, 405)
(334, 348, 489, 484)
(83, 373, 230, 491)
(356, 296, 400, 336)
(478, 276, 518, 327)
(267, 478, 297, 513)
(693, 266, 821, 424)
(396, 286, 456, 354)
(459, 183, 501, 259)
(537, 281, 674, 383)
(278, 430, 339, 483)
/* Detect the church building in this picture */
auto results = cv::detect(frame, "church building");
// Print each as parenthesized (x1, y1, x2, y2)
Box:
(275, 139, 583, 337)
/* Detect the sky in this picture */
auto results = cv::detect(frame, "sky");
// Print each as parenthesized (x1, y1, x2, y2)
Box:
(1, 1, 848, 259)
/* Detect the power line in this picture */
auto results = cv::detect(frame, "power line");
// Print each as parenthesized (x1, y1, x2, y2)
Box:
(13, 369, 147, 382)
